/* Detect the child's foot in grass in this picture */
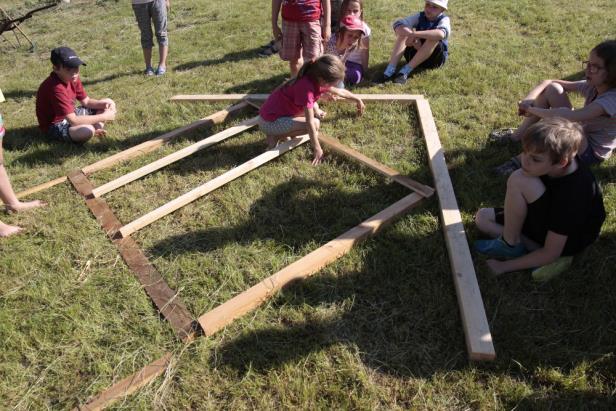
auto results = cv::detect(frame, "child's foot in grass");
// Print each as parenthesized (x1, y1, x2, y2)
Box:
(5, 200, 46, 213)
(0, 221, 22, 237)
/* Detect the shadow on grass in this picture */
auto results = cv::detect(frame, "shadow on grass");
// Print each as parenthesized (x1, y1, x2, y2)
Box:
(174, 47, 264, 72)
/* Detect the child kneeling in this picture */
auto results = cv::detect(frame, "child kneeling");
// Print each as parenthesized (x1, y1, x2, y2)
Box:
(474, 118, 606, 281)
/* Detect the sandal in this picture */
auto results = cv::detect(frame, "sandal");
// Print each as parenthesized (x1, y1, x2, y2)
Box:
(258, 39, 281, 57)
(494, 156, 522, 176)
(488, 128, 517, 143)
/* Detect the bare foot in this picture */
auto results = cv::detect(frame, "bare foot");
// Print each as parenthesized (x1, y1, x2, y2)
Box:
(266, 135, 277, 149)
(0, 221, 22, 237)
(5, 200, 47, 213)
(94, 129, 107, 137)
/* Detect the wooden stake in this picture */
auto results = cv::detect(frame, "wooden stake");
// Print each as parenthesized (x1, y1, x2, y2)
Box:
(198, 192, 423, 336)
(12, 101, 248, 201)
(118, 135, 310, 238)
(74, 352, 172, 411)
(318, 133, 434, 198)
(170, 94, 424, 103)
(91, 116, 258, 198)
(415, 98, 496, 361)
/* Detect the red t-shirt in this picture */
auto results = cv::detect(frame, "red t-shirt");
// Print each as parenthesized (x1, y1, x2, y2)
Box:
(35, 72, 87, 132)
(281, 0, 322, 22)
(260, 76, 327, 121)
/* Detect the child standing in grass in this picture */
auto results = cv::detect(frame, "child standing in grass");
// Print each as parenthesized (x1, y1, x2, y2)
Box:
(132, 0, 170, 76)
(373, 0, 450, 85)
(258, 54, 365, 165)
(474, 118, 606, 282)
(272, 0, 331, 76)
(36, 47, 117, 144)
(490, 40, 616, 175)
(0, 88, 46, 237)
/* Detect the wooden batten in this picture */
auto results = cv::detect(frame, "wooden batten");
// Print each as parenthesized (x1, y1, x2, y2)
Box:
(198, 192, 423, 336)
(118, 135, 310, 238)
(318, 133, 434, 198)
(170, 94, 424, 103)
(91, 116, 259, 198)
(415, 98, 496, 361)
(75, 352, 172, 411)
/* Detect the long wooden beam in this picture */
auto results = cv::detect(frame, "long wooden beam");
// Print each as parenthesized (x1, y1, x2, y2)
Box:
(170, 94, 424, 103)
(414, 98, 496, 361)
(118, 135, 310, 238)
(12, 101, 249, 201)
(318, 133, 435, 198)
(75, 352, 172, 411)
(91, 116, 259, 198)
(68, 170, 196, 341)
(198, 192, 424, 336)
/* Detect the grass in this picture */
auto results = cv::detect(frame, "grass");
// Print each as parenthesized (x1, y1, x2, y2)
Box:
(1, 0, 615, 409)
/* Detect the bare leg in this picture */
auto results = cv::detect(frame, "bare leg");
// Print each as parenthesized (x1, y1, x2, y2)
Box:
(512, 82, 573, 140)
(404, 39, 439, 70)
(158, 44, 168, 69)
(290, 58, 302, 77)
(0, 147, 45, 218)
(265, 117, 319, 148)
(142, 47, 153, 68)
(387, 29, 409, 67)
(68, 125, 96, 143)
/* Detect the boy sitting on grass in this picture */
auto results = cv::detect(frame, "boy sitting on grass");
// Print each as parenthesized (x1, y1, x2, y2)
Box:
(36, 47, 116, 144)
(474, 118, 606, 282)
(373, 0, 450, 85)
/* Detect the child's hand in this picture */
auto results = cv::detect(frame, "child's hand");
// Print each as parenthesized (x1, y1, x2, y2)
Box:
(103, 109, 116, 121)
(356, 99, 365, 116)
(94, 129, 107, 137)
(273, 26, 282, 42)
(312, 145, 324, 165)
(322, 24, 331, 44)
(486, 259, 507, 276)
(517, 99, 533, 116)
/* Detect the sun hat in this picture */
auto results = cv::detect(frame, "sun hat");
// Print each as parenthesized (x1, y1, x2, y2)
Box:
(426, 0, 448, 10)
(339, 15, 366, 35)
(50, 46, 86, 68)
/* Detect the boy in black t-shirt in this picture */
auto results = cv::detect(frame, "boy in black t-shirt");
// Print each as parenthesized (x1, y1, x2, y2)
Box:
(474, 118, 606, 281)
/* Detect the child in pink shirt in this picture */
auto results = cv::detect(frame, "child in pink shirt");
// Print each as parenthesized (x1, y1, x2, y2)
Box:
(259, 54, 365, 165)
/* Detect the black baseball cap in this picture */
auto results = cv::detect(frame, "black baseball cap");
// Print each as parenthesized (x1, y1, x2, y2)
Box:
(50, 46, 86, 68)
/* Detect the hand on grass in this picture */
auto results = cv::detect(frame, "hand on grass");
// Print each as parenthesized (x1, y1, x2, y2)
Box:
(312, 146, 324, 165)
(355, 99, 365, 116)
(486, 259, 507, 276)
(94, 128, 107, 137)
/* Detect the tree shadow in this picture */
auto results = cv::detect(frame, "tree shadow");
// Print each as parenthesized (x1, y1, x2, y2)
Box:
(174, 47, 264, 72)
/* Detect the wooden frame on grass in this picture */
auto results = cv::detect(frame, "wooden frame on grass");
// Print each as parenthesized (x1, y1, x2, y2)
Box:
(75, 94, 494, 410)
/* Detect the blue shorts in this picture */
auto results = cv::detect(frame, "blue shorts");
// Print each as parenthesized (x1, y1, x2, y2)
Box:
(47, 107, 96, 143)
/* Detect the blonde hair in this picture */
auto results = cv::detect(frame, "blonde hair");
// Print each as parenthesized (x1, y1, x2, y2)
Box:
(521, 118, 583, 164)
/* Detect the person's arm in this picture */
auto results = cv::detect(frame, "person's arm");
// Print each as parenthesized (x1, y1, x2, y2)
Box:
(304, 106, 323, 165)
(327, 87, 365, 115)
(81, 96, 115, 111)
(525, 102, 606, 122)
(272, 0, 283, 40)
(359, 36, 369, 71)
(322, 0, 331, 43)
(486, 231, 567, 275)
(518, 79, 582, 114)
(411, 28, 445, 41)
(166, 0, 170, 10)
(65, 110, 115, 127)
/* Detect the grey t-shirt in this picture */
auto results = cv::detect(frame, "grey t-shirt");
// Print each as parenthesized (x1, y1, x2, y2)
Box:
(577, 81, 616, 160)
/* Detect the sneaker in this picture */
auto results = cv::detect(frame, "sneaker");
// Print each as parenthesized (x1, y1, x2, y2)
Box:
(155, 66, 166, 76)
(531, 256, 573, 283)
(488, 128, 516, 143)
(372, 72, 393, 85)
(474, 236, 527, 259)
(144, 66, 155, 76)
(494, 156, 521, 176)
(392, 71, 409, 85)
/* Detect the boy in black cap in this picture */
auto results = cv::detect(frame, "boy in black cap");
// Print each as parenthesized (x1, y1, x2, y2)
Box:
(36, 46, 116, 143)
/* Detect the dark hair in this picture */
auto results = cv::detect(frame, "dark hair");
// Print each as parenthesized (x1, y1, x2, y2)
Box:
(285, 54, 345, 87)
(336, 26, 363, 51)
(521, 118, 583, 164)
(592, 39, 616, 88)
(340, 0, 364, 20)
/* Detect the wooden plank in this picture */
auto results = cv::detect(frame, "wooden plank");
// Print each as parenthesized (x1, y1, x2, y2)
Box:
(414, 98, 496, 361)
(198, 192, 424, 336)
(75, 352, 172, 411)
(318, 133, 435, 198)
(10, 102, 249, 201)
(170, 94, 424, 103)
(118, 135, 310, 238)
(68, 170, 196, 342)
(91, 116, 259, 198)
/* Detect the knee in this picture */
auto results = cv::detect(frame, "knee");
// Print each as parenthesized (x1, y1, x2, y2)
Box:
(313, 118, 321, 130)
(475, 208, 494, 230)
(544, 82, 565, 98)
